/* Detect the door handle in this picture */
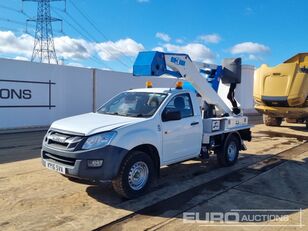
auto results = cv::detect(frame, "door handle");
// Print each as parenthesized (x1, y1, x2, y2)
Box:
(191, 122, 199, 126)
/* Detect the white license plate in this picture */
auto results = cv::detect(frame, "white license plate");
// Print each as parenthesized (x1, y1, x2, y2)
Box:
(45, 161, 66, 174)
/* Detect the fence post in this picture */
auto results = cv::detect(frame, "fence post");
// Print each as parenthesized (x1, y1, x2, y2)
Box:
(92, 68, 96, 112)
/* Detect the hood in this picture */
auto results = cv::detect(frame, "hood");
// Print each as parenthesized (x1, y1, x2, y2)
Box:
(50, 112, 146, 136)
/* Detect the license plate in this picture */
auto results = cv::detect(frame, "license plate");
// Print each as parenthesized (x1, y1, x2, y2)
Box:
(45, 160, 66, 174)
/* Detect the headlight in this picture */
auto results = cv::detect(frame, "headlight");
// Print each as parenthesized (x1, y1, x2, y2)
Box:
(82, 131, 117, 150)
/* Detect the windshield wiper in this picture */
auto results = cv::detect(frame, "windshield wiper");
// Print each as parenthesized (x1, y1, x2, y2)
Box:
(109, 112, 131, 117)
(134, 113, 151, 118)
(99, 111, 116, 115)
(100, 111, 141, 117)
(100, 111, 122, 116)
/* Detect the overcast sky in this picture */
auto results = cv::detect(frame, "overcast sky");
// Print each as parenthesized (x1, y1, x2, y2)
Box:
(0, 0, 307, 72)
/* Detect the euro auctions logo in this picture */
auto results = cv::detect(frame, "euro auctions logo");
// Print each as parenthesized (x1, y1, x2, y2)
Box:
(184, 211, 241, 223)
(183, 209, 304, 227)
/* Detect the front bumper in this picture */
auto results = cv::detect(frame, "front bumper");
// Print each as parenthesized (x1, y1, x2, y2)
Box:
(41, 144, 128, 181)
(255, 105, 308, 119)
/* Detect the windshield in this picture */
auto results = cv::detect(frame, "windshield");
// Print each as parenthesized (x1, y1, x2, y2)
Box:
(97, 92, 168, 118)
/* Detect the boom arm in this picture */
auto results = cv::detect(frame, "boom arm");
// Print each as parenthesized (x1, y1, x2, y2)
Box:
(163, 53, 232, 115)
(133, 51, 238, 115)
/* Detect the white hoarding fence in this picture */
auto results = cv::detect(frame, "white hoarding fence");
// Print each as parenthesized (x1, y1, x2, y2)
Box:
(0, 58, 93, 130)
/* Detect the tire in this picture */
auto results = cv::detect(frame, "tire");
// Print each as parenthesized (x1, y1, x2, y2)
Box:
(263, 114, 282, 126)
(217, 134, 240, 167)
(112, 150, 154, 199)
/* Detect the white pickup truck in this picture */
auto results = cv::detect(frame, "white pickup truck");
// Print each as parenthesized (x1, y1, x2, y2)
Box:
(41, 51, 252, 198)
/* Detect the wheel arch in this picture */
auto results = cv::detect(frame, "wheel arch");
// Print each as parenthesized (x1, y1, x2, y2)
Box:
(224, 131, 243, 150)
(211, 131, 242, 151)
(216, 131, 241, 167)
(127, 144, 161, 177)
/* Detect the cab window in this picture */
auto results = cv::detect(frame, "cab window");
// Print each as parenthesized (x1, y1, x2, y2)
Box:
(163, 93, 194, 119)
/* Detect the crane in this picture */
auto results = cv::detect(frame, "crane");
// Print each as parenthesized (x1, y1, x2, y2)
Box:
(133, 51, 242, 117)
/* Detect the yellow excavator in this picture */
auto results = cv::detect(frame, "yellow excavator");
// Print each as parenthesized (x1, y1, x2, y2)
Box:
(254, 53, 308, 128)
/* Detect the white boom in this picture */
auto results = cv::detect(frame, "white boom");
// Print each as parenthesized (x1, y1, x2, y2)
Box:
(164, 54, 233, 115)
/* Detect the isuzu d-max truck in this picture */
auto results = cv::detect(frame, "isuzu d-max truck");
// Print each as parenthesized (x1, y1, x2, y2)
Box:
(41, 51, 251, 198)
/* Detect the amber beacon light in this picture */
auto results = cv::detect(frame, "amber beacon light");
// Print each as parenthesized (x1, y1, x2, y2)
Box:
(146, 81, 153, 88)
(176, 81, 183, 89)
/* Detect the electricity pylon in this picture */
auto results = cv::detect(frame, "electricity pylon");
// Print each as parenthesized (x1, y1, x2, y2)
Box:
(22, 0, 65, 64)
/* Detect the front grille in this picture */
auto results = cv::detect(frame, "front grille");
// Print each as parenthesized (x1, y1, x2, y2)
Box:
(45, 130, 83, 151)
(43, 152, 76, 166)
(262, 96, 289, 107)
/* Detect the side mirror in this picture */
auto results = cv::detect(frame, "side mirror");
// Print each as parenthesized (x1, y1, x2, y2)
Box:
(162, 110, 181, 122)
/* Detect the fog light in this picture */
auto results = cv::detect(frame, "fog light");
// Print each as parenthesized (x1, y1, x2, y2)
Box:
(87, 160, 103, 168)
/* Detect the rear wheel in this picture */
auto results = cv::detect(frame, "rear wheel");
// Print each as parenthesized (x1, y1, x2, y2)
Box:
(263, 114, 282, 126)
(112, 150, 154, 199)
(217, 134, 240, 167)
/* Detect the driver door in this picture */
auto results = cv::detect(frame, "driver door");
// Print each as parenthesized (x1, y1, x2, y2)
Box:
(161, 93, 202, 163)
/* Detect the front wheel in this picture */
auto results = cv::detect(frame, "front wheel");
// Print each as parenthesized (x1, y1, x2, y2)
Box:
(217, 134, 240, 167)
(112, 150, 154, 199)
